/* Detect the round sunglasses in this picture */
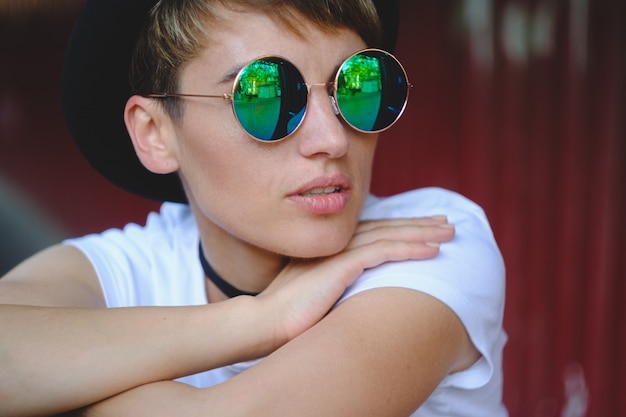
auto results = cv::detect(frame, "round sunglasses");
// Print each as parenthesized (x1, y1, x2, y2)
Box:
(146, 48, 411, 142)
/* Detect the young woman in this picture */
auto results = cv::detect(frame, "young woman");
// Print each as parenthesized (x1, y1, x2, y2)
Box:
(0, 1, 507, 416)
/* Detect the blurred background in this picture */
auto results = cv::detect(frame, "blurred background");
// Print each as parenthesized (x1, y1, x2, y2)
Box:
(0, 1, 624, 416)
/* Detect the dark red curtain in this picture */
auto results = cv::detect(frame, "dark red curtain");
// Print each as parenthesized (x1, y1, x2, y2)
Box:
(1, 1, 624, 416)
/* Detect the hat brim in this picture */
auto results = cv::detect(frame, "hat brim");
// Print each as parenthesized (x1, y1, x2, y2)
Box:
(61, 0, 399, 203)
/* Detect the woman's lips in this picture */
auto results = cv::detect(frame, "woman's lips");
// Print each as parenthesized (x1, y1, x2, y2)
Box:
(288, 175, 352, 215)
(299, 186, 341, 196)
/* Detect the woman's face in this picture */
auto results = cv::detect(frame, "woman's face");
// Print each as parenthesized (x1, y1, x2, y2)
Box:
(171, 7, 377, 259)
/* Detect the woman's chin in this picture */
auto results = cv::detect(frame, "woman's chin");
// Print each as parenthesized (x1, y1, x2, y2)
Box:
(278, 236, 352, 260)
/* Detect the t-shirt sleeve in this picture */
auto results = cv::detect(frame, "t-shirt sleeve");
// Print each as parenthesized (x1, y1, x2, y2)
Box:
(63, 203, 204, 308)
(337, 187, 507, 390)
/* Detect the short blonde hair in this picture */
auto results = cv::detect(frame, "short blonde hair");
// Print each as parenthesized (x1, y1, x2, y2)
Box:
(130, 0, 382, 119)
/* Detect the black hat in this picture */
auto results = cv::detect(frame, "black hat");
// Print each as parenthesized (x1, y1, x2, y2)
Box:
(61, 0, 399, 203)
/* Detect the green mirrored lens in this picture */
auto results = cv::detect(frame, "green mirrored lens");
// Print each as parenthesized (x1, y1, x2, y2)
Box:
(232, 58, 307, 141)
(335, 50, 409, 132)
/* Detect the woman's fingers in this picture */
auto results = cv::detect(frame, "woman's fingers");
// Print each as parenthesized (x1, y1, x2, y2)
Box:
(355, 215, 449, 233)
(266, 217, 455, 296)
(347, 218, 454, 250)
(327, 238, 440, 280)
(258, 236, 445, 344)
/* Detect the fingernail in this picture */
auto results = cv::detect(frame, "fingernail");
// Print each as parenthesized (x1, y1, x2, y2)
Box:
(426, 242, 441, 248)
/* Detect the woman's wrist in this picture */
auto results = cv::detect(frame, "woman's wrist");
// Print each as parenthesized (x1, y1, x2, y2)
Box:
(194, 296, 281, 366)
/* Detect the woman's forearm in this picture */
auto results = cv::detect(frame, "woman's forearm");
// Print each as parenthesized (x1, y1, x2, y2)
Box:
(0, 298, 266, 417)
(69, 288, 474, 417)
(72, 381, 199, 417)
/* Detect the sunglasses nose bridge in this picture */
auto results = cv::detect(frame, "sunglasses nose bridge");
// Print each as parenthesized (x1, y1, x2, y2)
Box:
(305, 82, 339, 115)
(305, 82, 335, 89)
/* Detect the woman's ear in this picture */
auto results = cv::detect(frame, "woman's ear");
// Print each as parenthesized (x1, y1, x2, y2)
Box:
(124, 95, 180, 174)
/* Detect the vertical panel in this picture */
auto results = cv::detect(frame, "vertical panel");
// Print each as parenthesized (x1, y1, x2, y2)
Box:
(581, 2, 625, 415)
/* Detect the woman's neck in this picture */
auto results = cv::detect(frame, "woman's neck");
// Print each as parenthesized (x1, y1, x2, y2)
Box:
(198, 218, 287, 302)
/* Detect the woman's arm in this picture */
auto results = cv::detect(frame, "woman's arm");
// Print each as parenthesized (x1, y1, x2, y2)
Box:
(0, 245, 279, 416)
(0, 217, 454, 416)
(81, 287, 478, 417)
(221, 287, 480, 417)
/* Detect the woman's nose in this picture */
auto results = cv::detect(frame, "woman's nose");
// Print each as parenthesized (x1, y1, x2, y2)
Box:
(295, 88, 349, 159)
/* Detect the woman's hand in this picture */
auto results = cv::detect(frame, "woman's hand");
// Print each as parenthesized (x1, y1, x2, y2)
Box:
(255, 216, 454, 348)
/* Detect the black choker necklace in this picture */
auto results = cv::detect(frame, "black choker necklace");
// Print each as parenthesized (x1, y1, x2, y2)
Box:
(198, 243, 259, 298)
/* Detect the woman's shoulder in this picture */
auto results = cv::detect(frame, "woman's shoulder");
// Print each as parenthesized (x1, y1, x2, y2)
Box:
(363, 187, 487, 221)
(358, 187, 504, 295)
(68, 202, 197, 248)
(63, 202, 202, 307)
(142, 202, 197, 238)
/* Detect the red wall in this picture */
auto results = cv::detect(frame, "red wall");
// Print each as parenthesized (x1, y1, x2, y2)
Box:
(374, 2, 625, 416)
(0, 4, 160, 235)
(1, 1, 624, 416)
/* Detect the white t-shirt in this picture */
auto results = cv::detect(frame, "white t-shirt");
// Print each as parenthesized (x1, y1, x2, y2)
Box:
(66, 187, 508, 417)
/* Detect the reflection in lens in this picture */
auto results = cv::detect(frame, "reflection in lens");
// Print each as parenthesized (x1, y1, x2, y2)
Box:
(336, 50, 409, 132)
(233, 58, 307, 141)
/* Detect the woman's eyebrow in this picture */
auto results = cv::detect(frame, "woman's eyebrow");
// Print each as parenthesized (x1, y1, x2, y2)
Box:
(219, 58, 344, 85)
(220, 63, 245, 84)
